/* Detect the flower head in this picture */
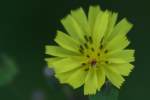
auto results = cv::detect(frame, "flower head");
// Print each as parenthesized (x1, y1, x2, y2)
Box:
(45, 5, 135, 95)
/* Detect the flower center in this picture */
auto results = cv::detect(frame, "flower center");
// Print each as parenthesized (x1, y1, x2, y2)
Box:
(91, 60, 97, 67)
(79, 35, 109, 70)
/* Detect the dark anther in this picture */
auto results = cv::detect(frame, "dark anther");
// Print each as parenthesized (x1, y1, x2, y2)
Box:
(89, 36, 93, 43)
(84, 68, 89, 71)
(80, 45, 84, 50)
(97, 53, 100, 56)
(86, 54, 90, 58)
(84, 43, 88, 49)
(100, 37, 104, 43)
(84, 35, 88, 42)
(99, 45, 103, 49)
(79, 49, 84, 54)
(82, 63, 86, 66)
(105, 61, 109, 64)
(104, 50, 108, 53)
(91, 47, 94, 51)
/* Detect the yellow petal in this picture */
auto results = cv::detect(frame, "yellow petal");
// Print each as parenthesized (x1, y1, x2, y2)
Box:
(106, 58, 127, 63)
(52, 57, 85, 73)
(93, 10, 109, 46)
(61, 15, 84, 42)
(108, 18, 133, 41)
(104, 35, 130, 51)
(55, 30, 80, 53)
(88, 6, 101, 33)
(96, 67, 105, 91)
(84, 68, 98, 95)
(55, 67, 87, 87)
(45, 57, 62, 68)
(45, 45, 79, 57)
(67, 67, 87, 89)
(55, 68, 78, 84)
(104, 12, 118, 42)
(71, 7, 90, 35)
(104, 66, 125, 88)
(107, 63, 134, 76)
(106, 50, 135, 63)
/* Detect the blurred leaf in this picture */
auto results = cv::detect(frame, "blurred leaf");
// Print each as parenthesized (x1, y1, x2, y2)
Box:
(89, 84, 119, 100)
(0, 54, 17, 86)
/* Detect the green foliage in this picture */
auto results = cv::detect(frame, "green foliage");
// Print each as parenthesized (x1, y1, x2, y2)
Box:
(0, 54, 17, 86)
(89, 84, 119, 100)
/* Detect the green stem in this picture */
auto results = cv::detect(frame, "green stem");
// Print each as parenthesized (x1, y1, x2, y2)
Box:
(89, 84, 119, 100)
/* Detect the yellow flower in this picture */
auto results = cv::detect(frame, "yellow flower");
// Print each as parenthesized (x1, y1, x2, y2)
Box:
(45, 5, 135, 95)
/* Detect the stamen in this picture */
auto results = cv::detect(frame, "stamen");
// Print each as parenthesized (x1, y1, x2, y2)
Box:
(86, 54, 90, 58)
(100, 37, 104, 43)
(89, 36, 93, 43)
(97, 53, 100, 56)
(84, 68, 89, 71)
(80, 45, 84, 50)
(84, 35, 88, 42)
(79, 49, 84, 54)
(105, 61, 109, 64)
(91, 47, 94, 51)
(99, 45, 103, 49)
(91, 60, 97, 67)
(84, 43, 88, 49)
(82, 63, 86, 66)
(104, 50, 108, 53)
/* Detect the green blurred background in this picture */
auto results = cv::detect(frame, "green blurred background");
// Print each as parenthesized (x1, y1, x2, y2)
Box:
(0, 0, 149, 100)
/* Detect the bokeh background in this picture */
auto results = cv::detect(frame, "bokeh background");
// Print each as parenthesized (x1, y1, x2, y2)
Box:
(0, 0, 150, 100)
